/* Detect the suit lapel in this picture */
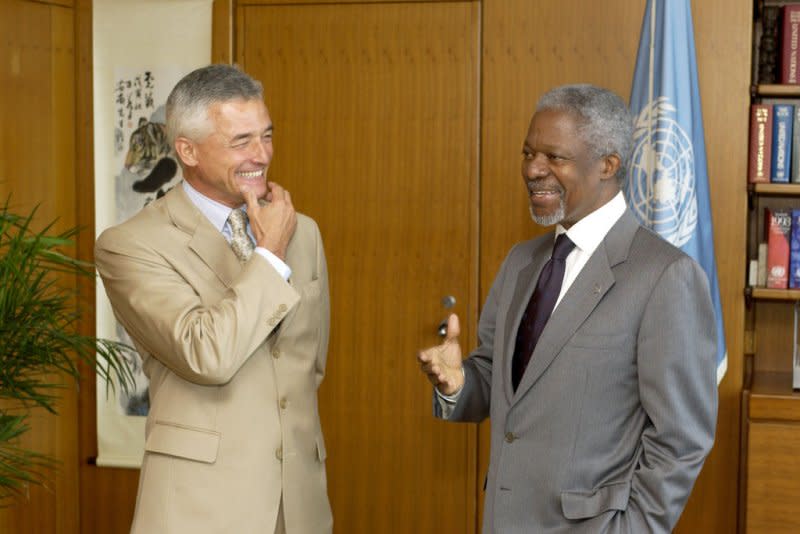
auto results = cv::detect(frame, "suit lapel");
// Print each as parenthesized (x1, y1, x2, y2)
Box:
(512, 210, 641, 401)
(165, 185, 242, 287)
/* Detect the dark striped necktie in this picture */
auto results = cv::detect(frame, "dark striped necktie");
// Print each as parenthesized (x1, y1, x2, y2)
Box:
(511, 233, 576, 391)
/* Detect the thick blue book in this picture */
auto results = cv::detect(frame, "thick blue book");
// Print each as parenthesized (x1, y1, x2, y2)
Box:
(790, 209, 800, 288)
(771, 103, 794, 183)
(792, 106, 800, 183)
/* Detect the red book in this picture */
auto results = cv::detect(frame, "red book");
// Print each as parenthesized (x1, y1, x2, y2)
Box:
(781, 5, 800, 84)
(748, 104, 773, 183)
(766, 208, 792, 289)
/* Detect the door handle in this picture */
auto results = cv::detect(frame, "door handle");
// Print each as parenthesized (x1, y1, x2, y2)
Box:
(437, 318, 449, 338)
(437, 295, 457, 337)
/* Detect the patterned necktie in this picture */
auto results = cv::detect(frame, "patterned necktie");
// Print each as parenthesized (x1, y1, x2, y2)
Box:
(227, 208, 254, 262)
(511, 233, 576, 391)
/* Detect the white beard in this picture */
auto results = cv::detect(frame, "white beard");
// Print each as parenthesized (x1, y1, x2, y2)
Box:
(529, 197, 565, 226)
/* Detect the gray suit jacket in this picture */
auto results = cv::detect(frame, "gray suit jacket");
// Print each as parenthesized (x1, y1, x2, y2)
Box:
(95, 186, 332, 534)
(441, 210, 717, 533)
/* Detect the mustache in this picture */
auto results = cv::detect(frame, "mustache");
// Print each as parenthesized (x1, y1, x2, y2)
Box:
(525, 181, 564, 195)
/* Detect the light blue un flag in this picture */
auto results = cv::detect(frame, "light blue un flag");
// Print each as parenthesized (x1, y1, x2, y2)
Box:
(625, 0, 727, 383)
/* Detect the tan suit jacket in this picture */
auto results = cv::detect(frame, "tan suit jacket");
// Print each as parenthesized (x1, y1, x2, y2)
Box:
(95, 185, 332, 534)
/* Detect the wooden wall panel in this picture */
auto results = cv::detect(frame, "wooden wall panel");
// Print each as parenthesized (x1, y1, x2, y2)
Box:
(51, 6, 80, 533)
(42, 0, 75, 7)
(239, 0, 455, 4)
(480, 1, 750, 533)
(0, 1, 80, 533)
(211, 0, 232, 64)
(74, 0, 141, 532)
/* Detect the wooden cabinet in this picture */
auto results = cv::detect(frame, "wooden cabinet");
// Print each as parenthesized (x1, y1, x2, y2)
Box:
(745, 371, 800, 533)
(746, 414, 800, 532)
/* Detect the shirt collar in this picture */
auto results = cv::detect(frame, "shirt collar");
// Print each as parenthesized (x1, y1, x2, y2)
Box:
(555, 191, 627, 253)
(182, 180, 245, 232)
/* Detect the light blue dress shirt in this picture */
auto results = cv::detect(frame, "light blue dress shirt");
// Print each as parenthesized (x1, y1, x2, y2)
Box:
(182, 180, 292, 281)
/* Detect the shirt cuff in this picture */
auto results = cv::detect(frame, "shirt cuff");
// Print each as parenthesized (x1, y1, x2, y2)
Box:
(435, 387, 460, 420)
(435, 386, 463, 403)
(433, 367, 465, 420)
(254, 247, 293, 281)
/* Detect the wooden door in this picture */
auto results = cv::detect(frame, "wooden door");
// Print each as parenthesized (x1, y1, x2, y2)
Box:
(239, 2, 480, 533)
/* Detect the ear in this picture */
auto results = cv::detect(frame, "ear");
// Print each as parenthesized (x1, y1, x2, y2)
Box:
(600, 153, 622, 181)
(174, 137, 198, 167)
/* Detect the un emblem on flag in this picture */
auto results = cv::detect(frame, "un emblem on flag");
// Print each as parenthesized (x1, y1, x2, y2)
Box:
(626, 96, 698, 247)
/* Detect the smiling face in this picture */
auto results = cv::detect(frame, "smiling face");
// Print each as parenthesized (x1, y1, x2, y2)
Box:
(521, 108, 620, 228)
(176, 98, 273, 208)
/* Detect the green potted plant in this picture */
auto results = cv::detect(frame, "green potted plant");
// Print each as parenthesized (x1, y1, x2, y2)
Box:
(0, 199, 134, 503)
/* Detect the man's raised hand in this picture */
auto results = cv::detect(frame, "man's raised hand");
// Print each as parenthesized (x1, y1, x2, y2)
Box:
(417, 314, 465, 396)
(244, 181, 297, 260)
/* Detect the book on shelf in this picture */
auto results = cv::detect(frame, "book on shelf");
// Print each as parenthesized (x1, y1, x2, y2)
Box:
(792, 106, 800, 182)
(793, 302, 800, 389)
(749, 259, 759, 287)
(767, 208, 792, 289)
(772, 104, 794, 182)
(759, 6, 780, 84)
(791, 209, 800, 288)
(758, 242, 768, 287)
(749, 104, 773, 183)
(780, 4, 800, 84)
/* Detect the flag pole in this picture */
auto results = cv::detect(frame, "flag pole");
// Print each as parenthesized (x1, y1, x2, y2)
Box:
(647, 0, 656, 224)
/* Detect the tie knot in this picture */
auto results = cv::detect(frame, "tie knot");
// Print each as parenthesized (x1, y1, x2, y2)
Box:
(551, 233, 575, 260)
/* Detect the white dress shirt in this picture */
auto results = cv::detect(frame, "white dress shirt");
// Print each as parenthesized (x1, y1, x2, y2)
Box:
(182, 180, 292, 281)
(437, 191, 627, 411)
(553, 190, 627, 309)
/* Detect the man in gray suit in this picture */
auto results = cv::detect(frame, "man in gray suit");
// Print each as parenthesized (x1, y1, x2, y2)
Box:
(417, 84, 717, 533)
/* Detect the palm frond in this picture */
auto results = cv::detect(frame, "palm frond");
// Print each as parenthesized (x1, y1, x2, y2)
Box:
(0, 414, 55, 506)
(0, 197, 135, 501)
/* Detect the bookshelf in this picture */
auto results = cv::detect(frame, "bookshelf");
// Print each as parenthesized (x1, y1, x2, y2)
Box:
(749, 370, 800, 420)
(749, 182, 800, 195)
(757, 84, 800, 96)
(743, 100, 800, 381)
(744, 4, 800, 529)
(747, 287, 800, 300)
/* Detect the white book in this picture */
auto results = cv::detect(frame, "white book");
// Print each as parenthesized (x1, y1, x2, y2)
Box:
(758, 242, 768, 287)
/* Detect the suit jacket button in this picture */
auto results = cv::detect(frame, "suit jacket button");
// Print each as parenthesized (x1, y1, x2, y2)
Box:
(278, 304, 287, 312)
(268, 317, 277, 326)
(271, 348, 281, 359)
(275, 447, 283, 461)
(505, 432, 515, 443)
(279, 398, 288, 409)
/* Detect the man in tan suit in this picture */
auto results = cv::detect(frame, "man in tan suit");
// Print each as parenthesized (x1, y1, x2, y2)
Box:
(96, 64, 332, 534)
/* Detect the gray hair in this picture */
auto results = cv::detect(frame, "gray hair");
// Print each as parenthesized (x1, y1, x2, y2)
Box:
(536, 84, 634, 185)
(165, 64, 264, 145)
